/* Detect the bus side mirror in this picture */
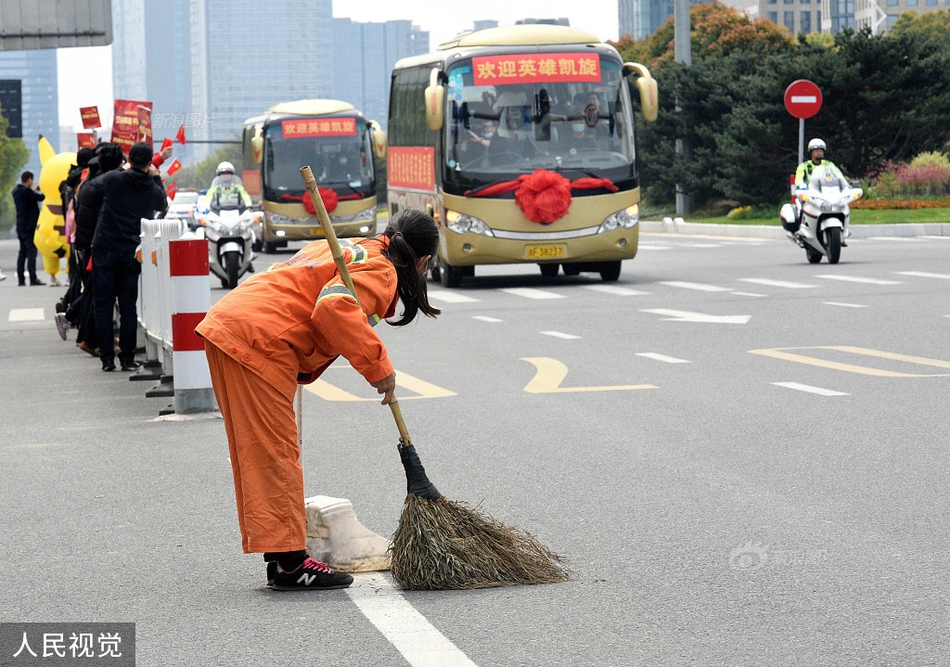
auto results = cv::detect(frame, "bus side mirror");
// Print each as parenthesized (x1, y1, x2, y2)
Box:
(424, 68, 445, 131)
(623, 62, 659, 123)
(251, 130, 264, 164)
(369, 121, 387, 159)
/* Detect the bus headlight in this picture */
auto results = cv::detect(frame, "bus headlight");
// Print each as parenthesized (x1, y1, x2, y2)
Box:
(598, 204, 640, 233)
(445, 210, 494, 236)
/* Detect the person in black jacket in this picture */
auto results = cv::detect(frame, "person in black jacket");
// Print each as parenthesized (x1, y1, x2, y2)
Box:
(11, 171, 46, 286)
(69, 143, 127, 355)
(91, 142, 167, 372)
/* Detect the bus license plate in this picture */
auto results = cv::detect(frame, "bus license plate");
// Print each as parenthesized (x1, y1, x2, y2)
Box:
(526, 245, 565, 259)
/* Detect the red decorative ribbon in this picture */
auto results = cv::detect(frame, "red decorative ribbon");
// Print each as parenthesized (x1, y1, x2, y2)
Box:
(279, 189, 364, 214)
(464, 169, 618, 224)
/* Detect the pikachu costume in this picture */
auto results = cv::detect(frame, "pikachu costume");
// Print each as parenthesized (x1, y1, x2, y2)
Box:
(33, 136, 75, 283)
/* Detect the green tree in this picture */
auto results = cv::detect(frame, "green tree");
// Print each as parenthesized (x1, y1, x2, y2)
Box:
(0, 103, 30, 232)
(171, 142, 243, 190)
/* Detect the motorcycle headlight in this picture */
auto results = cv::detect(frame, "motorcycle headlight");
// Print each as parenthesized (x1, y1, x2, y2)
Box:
(598, 204, 640, 233)
(819, 201, 832, 213)
(445, 210, 494, 236)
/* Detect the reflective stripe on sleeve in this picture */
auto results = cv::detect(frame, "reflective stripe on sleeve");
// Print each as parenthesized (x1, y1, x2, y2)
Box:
(317, 284, 356, 302)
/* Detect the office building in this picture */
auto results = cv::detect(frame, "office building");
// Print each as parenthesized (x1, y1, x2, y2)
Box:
(0, 49, 59, 177)
(331, 19, 428, 128)
(619, 0, 707, 39)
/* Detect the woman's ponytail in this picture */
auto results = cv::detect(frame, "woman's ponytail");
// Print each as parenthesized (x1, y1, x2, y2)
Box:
(382, 209, 441, 326)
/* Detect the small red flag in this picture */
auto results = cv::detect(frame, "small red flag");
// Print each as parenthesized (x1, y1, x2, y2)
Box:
(160, 137, 173, 152)
(166, 159, 183, 176)
(176, 124, 187, 145)
(166, 181, 179, 199)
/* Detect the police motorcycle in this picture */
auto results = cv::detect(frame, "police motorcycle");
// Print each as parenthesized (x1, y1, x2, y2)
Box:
(780, 163, 862, 265)
(195, 168, 261, 288)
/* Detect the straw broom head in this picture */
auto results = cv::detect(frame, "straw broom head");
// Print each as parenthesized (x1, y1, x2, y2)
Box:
(390, 443, 570, 590)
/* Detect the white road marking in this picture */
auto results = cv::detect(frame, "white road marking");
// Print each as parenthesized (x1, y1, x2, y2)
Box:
(772, 382, 848, 397)
(660, 281, 732, 292)
(823, 302, 868, 308)
(816, 274, 901, 285)
(500, 287, 565, 300)
(731, 292, 767, 297)
(8, 308, 45, 322)
(864, 237, 921, 242)
(682, 243, 722, 248)
(346, 573, 478, 667)
(582, 285, 650, 296)
(641, 309, 750, 324)
(896, 271, 950, 280)
(541, 330, 581, 340)
(920, 236, 950, 241)
(471, 315, 502, 323)
(428, 290, 480, 303)
(636, 352, 690, 364)
(738, 278, 817, 289)
(638, 244, 672, 250)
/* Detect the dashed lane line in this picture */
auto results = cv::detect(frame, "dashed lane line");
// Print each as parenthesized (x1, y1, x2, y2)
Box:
(772, 382, 849, 397)
(472, 315, 503, 323)
(660, 281, 732, 292)
(346, 572, 479, 667)
(582, 285, 651, 296)
(541, 331, 581, 340)
(499, 287, 565, 300)
(823, 302, 868, 308)
(8, 308, 45, 322)
(636, 352, 690, 364)
(738, 278, 817, 289)
(815, 275, 901, 285)
(895, 271, 950, 280)
(428, 290, 480, 303)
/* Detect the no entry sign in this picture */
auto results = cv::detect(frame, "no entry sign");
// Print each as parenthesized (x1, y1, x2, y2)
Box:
(784, 80, 822, 119)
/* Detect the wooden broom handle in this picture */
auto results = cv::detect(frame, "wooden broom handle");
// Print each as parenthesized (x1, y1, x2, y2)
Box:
(299, 166, 411, 445)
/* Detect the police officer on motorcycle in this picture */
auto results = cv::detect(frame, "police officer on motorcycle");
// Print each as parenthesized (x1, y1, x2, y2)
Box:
(204, 161, 252, 213)
(795, 138, 838, 188)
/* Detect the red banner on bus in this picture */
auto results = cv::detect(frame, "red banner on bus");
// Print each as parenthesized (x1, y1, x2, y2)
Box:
(388, 147, 436, 191)
(281, 118, 356, 138)
(472, 53, 601, 86)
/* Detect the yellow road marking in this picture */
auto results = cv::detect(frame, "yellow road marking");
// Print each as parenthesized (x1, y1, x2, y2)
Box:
(305, 371, 456, 401)
(521, 357, 657, 393)
(748, 346, 950, 378)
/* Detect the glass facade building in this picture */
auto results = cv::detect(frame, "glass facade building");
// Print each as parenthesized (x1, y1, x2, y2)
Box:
(0, 49, 59, 176)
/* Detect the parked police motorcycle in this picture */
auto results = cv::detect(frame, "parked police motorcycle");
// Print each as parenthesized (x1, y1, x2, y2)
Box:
(195, 206, 262, 288)
(780, 163, 862, 265)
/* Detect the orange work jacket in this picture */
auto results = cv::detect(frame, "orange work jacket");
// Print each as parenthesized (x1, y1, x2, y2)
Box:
(196, 236, 398, 401)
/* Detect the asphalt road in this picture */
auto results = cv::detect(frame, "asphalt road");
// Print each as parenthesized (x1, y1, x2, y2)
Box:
(1, 229, 948, 666)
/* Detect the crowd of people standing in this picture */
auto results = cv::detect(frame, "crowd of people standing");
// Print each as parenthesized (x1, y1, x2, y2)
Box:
(9, 140, 171, 371)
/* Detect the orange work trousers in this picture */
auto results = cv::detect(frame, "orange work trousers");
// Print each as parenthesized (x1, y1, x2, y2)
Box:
(205, 341, 306, 553)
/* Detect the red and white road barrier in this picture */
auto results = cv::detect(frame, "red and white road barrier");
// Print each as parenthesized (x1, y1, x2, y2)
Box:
(138, 220, 216, 414)
(168, 237, 215, 413)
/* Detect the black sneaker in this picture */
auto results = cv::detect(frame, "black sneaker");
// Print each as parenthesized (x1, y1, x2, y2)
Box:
(271, 558, 353, 591)
(101, 359, 116, 372)
(120, 360, 142, 371)
(266, 560, 277, 587)
(55, 312, 70, 340)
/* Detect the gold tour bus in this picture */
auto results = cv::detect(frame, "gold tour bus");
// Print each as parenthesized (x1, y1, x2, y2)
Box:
(242, 99, 387, 253)
(386, 24, 658, 286)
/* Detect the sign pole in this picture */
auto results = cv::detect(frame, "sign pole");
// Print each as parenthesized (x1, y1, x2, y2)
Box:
(798, 118, 805, 165)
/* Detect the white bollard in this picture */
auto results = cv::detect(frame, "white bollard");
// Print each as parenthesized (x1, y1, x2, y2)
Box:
(168, 236, 216, 414)
(305, 495, 391, 573)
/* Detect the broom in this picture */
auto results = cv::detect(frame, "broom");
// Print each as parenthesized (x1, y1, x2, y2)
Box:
(299, 166, 570, 590)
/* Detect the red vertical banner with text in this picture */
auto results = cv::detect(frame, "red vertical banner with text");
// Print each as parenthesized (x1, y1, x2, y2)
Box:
(387, 147, 436, 192)
(79, 106, 101, 129)
(111, 99, 153, 154)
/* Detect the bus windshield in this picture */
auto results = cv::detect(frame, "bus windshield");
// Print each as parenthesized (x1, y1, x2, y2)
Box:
(262, 118, 375, 201)
(443, 55, 636, 189)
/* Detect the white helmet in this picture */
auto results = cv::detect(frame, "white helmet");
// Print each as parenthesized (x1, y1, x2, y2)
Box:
(807, 138, 826, 152)
(216, 161, 235, 175)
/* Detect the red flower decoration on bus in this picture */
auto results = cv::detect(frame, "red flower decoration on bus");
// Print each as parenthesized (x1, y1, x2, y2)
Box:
(302, 187, 339, 215)
(515, 170, 572, 224)
(463, 170, 618, 224)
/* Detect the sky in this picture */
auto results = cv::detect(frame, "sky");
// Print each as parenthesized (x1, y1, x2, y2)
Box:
(56, 0, 620, 132)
